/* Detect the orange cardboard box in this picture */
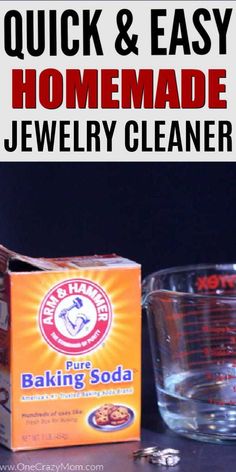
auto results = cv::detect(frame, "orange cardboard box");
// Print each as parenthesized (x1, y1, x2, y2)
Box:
(0, 245, 141, 451)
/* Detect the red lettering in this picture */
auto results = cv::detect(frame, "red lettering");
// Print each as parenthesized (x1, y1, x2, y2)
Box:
(181, 69, 205, 108)
(121, 69, 153, 108)
(218, 275, 227, 288)
(12, 69, 36, 108)
(197, 274, 236, 291)
(209, 69, 227, 109)
(155, 69, 180, 108)
(218, 274, 236, 288)
(66, 69, 98, 108)
(196, 276, 209, 291)
(101, 69, 119, 108)
(11, 68, 228, 111)
(39, 69, 63, 109)
(208, 275, 219, 290)
(226, 275, 236, 288)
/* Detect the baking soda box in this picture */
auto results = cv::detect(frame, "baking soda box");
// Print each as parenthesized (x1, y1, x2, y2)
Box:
(0, 245, 141, 451)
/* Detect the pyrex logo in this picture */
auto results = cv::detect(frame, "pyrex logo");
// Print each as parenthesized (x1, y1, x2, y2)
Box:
(196, 274, 236, 291)
(39, 279, 112, 355)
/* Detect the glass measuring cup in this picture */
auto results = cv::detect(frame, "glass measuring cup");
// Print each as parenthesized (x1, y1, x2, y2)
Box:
(143, 264, 236, 443)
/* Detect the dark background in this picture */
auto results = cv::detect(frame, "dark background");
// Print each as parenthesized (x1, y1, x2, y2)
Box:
(0, 162, 234, 277)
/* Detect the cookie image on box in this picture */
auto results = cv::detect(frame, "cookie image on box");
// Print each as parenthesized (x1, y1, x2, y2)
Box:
(88, 404, 134, 431)
(109, 406, 130, 425)
(94, 404, 114, 425)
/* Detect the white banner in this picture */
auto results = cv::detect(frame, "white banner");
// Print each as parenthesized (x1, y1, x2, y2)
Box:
(0, 1, 235, 161)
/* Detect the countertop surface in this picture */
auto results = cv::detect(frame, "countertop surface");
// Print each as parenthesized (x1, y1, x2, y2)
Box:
(1, 425, 236, 472)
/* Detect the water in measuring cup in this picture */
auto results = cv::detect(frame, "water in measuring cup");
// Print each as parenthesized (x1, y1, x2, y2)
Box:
(158, 366, 236, 442)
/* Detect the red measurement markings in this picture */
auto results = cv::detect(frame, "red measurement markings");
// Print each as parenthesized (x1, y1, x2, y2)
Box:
(203, 346, 236, 357)
(166, 306, 236, 321)
(183, 316, 236, 328)
(176, 295, 236, 310)
(208, 399, 236, 405)
(174, 318, 236, 330)
(177, 345, 236, 360)
(202, 325, 235, 334)
(182, 334, 236, 345)
(181, 327, 236, 340)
